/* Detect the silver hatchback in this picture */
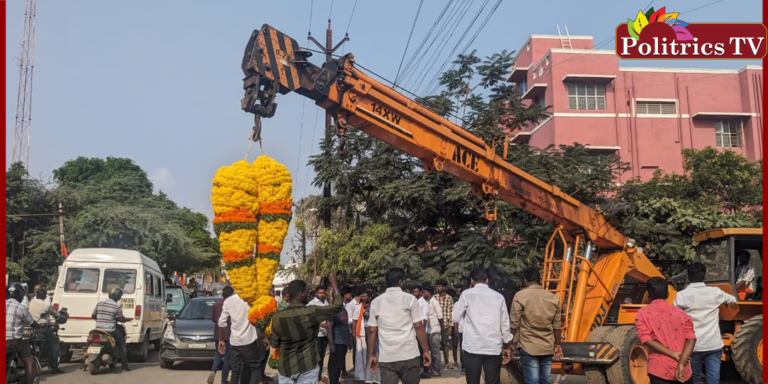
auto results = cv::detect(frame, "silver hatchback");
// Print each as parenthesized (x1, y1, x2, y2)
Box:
(159, 297, 220, 369)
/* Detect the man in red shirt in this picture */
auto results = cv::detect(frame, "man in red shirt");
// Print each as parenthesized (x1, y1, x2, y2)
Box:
(635, 277, 696, 384)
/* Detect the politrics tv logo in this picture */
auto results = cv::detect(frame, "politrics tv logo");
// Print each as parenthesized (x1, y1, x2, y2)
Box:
(615, 6, 767, 59)
(628, 7, 693, 41)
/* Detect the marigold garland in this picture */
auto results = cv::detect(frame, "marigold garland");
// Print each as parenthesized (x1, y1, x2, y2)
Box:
(248, 155, 293, 329)
(211, 155, 293, 333)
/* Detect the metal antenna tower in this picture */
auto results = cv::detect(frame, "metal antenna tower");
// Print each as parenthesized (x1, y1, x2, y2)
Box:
(12, 0, 38, 172)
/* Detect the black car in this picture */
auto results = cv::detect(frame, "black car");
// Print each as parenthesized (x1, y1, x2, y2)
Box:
(159, 296, 220, 369)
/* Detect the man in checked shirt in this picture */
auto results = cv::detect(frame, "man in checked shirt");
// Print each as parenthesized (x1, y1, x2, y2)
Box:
(435, 279, 455, 369)
(7, 283, 43, 384)
(270, 280, 342, 384)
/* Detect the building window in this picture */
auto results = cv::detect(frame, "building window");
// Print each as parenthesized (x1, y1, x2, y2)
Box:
(567, 82, 606, 110)
(636, 101, 676, 115)
(715, 120, 741, 147)
(526, 43, 530, 51)
(538, 67, 544, 76)
(518, 79, 527, 96)
(545, 57, 550, 66)
(534, 94, 545, 108)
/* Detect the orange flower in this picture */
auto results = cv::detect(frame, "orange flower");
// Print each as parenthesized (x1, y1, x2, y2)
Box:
(257, 244, 281, 254)
(248, 297, 278, 323)
(222, 250, 252, 263)
(259, 201, 293, 215)
(213, 207, 257, 223)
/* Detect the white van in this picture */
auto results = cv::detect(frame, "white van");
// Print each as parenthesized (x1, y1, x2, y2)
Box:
(53, 248, 166, 362)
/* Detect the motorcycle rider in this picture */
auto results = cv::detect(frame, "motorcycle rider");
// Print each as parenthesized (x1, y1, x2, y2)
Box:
(91, 287, 130, 371)
(29, 289, 65, 374)
(6, 282, 42, 384)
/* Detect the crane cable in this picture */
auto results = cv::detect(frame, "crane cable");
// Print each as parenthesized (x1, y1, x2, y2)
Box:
(394, 0, 425, 86)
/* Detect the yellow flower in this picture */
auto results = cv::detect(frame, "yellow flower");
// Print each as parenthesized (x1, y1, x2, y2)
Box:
(226, 264, 259, 303)
(212, 160, 260, 195)
(218, 229, 258, 255)
(211, 186, 259, 215)
(257, 220, 290, 250)
(255, 258, 280, 297)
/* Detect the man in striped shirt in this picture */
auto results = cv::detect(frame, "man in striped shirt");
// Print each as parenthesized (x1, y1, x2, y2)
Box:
(270, 280, 342, 384)
(92, 288, 130, 371)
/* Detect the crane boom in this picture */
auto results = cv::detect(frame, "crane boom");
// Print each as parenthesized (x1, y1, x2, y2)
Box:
(241, 25, 628, 250)
(240, 26, 673, 372)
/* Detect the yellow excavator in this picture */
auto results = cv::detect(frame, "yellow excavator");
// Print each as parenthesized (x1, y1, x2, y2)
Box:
(237, 24, 763, 384)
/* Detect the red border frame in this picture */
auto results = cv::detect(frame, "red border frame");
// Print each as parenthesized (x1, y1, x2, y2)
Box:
(2, 0, 8, 379)
(0, 1, 764, 382)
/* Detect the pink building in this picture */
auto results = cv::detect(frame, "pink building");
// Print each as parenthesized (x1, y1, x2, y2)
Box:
(507, 34, 764, 182)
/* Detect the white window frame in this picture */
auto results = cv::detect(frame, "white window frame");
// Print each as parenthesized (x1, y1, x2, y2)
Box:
(566, 82, 607, 111)
(715, 119, 743, 148)
(635, 99, 677, 116)
(518, 79, 528, 96)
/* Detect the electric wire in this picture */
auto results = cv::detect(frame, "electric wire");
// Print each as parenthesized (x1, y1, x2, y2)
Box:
(396, 0, 456, 84)
(303, 107, 322, 198)
(419, 0, 498, 96)
(424, 0, 502, 96)
(401, 0, 474, 90)
(398, 0, 463, 85)
(394, 0, 425, 85)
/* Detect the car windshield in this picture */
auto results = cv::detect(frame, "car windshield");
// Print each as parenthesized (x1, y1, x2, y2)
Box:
(178, 299, 217, 320)
(166, 288, 184, 311)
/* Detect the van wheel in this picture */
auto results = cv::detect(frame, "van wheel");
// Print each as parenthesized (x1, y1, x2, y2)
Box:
(129, 335, 150, 362)
(152, 338, 161, 351)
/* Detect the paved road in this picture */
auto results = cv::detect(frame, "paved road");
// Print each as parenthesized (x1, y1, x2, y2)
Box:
(40, 351, 744, 384)
(41, 350, 591, 384)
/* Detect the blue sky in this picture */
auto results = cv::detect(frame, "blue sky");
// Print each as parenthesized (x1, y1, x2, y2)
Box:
(5, 0, 762, 263)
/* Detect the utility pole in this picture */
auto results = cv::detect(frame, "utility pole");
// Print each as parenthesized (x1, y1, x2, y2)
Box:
(308, 19, 349, 229)
(58, 202, 68, 261)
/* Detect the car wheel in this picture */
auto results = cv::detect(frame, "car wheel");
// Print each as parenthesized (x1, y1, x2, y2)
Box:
(158, 350, 173, 370)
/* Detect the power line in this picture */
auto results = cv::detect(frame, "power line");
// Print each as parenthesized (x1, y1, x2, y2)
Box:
(398, 0, 463, 85)
(328, 0, 335, 19)
(345, 0, 358, 33)
(417, 0, 496, 95)
(424, 0, 502, 96)
(394, 0, 425, 85)
(396, 0, 456, 84)
(303, 107, 322, 198)
(402, 0, 474, 90)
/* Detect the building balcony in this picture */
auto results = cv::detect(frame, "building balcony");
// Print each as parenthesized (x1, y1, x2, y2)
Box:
(508, 65, 530, 82)
(522, 83, 547, 100)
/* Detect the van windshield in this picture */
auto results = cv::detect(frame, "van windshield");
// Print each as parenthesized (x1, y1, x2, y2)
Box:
(102, 269, 138, 294)
(64, 268, 100, 293)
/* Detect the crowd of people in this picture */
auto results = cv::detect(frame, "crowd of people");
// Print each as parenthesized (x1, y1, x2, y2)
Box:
(5, 254, 756, 384)
(204, 259, 755, 384)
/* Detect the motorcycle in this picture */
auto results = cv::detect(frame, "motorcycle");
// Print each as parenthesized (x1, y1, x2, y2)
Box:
(85, 324, 125, 375)
(6, 308, 68, 384)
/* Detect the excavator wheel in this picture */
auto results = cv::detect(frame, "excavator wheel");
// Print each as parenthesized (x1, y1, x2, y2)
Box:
(585, 326, 616, 384)
(605, 326, 649, 384)
(732, 315, 763, 384)
(499, 360, 524, 384)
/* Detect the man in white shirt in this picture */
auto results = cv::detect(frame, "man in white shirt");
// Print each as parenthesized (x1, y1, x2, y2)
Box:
(423, 285, 444, 377)
(367, 268, 431, 384)
(735, 251, 757, 300)
(412, 285, 431, 378)
(674, 262, 737, 384)
(32, 285, 51, 307)
(29, 289, 65, 374)
(218, 290, 264, 384)
(346, 287, 363, 375)
(308, 285, 332, 382)
(452, 267, 513, 384)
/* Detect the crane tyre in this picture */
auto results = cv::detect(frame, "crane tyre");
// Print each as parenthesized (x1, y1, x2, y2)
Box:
(499, 361, 524, 384)
(732, 315, 763, 384)
(585, 326, 615, 384)
(605, 326, 649, 384)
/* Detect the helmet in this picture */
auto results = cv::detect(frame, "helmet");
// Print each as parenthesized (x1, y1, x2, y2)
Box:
(8, 283, 25, 302)
(108, 287, 124, 302)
